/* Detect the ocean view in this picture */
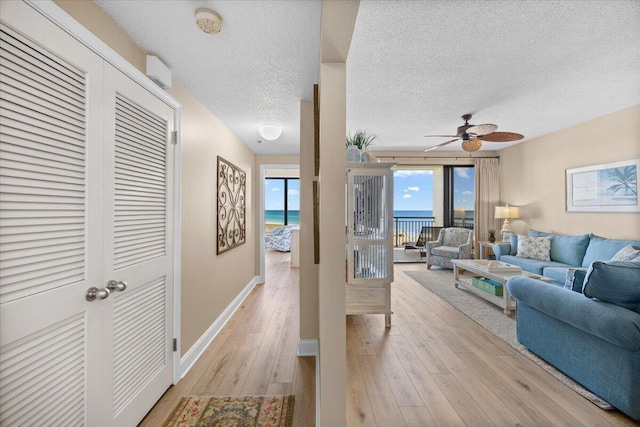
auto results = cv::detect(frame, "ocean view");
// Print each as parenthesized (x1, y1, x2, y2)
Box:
(265, 210, 300, 224)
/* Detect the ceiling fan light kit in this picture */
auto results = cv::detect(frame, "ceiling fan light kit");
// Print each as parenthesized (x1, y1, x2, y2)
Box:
(424, 113, 524, 152)
(461, 138, 482, 152)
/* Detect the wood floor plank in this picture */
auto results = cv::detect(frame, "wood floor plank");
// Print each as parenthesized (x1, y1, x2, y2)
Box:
(265, 382, 292, 395)
(375, 332, 423, 406)
(347, 314, 379, 355)
(357, 355, 407, 426)
(240, 320, 283, 395)
(206, 332, 262, 395)
(347, 350, 378, 427)
(500, 354, 624, 427)
(388, 334, 466, 426)
(456, 351, 562, 426)
(431, 373, 495, 427)
(270, 303, 299, 384)
(447, 364, 524, 426)
(400, 406, 437, 427)
(394, 320, 450, 374)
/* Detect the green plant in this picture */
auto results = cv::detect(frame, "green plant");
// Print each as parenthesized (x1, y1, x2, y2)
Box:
(346, 130, 377, 150)
(488, 229, 496, 239)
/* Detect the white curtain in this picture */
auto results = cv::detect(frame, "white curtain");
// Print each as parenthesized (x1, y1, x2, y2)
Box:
(474, 158, 502, 256)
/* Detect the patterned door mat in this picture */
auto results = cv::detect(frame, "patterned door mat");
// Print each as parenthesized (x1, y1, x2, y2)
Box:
(163, 395, 295, 427)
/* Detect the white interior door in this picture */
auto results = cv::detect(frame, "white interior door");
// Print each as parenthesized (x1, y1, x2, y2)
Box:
(101, 63, 174, 427)
(0, 2, 105, 425)
(0, 2, 176, 426)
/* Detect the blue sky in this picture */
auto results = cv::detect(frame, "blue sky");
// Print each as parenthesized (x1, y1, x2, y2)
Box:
(393, 170, 434, 211)
(265, 179, 300, 210)
(453, 167, 475, 211)
(393, 168, 475, 211)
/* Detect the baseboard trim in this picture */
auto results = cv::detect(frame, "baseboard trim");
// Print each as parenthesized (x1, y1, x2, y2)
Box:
(179, 276, 260, 378)
(297, 339, 319, 357)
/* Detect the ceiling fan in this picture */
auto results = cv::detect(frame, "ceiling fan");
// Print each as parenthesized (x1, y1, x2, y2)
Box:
(424, 114, 524, 152)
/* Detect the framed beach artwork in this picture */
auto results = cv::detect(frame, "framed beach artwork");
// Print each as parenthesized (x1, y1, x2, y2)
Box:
(217, 156, 246, 254)
(566, 159, 639, 213)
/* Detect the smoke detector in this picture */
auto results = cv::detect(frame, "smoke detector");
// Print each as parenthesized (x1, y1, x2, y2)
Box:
(195, 8, 222, 34)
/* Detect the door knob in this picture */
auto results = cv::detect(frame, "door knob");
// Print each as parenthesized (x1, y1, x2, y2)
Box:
(86, 287, 110, 301)
(106, 280, 127, 292)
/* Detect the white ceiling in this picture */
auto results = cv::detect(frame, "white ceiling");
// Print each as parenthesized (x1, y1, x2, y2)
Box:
(95, 0, 640, 155)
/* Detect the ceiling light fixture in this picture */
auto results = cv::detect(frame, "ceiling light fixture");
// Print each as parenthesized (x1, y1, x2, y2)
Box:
(195, 8, 222, 34)
(461, 136, 482, 152)
(258, 124, 282, 141)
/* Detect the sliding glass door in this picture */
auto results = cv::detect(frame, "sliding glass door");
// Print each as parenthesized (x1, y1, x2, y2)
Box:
(444, 166, 475, 229)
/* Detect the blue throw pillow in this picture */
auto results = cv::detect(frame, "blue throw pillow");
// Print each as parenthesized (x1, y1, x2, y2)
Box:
(582, 261, 640, 313)
(509, 234, 518, 256)
(564, 268, 588, 293)
(582, 235, 640, 268)
(529, 229, 590, 266)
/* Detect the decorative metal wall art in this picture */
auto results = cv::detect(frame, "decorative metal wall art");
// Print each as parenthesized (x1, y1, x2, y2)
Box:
(217, 156, 246, 254)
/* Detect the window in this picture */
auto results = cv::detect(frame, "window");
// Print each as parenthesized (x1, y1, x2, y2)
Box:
(392, 168, 436, 246)
(265, 177, 300, 227)
(444, 166, 475, 228)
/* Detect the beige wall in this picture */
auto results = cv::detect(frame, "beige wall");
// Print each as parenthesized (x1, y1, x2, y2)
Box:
(56, 0, 258, 354)
(500, 104, 640, 240)
(299, 101, 319, 341)
(176, 85, 256, 354)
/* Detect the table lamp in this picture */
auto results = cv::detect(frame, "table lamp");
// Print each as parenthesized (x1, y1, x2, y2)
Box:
(495, 204, 519, 241)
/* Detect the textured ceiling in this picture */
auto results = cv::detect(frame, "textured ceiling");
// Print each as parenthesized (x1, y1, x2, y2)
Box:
(94, 0, 321, 155)
(94, 0, 640, 155)
(348, 0, 640, 152)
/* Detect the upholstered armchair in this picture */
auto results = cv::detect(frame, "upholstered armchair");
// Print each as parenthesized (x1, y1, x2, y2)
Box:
(265, 226, 293, 252)
(424, 227, 474, 269)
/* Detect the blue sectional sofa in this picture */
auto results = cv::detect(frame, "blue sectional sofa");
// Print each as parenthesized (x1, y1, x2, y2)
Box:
(498, 231, 640, 419)
(493, 231, 640, 285)
(508, 263, 640, 419)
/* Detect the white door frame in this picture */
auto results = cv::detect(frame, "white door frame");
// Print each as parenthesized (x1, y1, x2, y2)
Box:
(26, 0, 184, 384)
(259, 164, 300, 282)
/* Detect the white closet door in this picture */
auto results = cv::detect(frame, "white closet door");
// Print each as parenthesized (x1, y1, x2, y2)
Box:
(101, 63, 174, 427)
(0, 2, 105, 425)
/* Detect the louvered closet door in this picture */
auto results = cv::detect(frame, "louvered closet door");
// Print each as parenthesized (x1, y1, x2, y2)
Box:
(101, 63, 174, 427)
(0, 2, 105, 425)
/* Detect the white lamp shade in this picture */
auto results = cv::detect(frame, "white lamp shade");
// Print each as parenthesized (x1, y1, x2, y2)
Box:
(258, 124, 282, 141)
(495, 205, 519, 219)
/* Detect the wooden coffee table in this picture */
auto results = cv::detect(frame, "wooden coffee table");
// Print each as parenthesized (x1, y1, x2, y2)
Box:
(451, 259, 555, 315)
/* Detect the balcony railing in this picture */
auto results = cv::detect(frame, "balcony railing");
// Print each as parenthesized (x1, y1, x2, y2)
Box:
(393, 216, 474, 247)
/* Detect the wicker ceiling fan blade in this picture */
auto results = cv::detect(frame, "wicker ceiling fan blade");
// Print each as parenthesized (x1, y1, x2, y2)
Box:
(479, 131, 524, 142)
(466, 123, 498, 136)
(424, 134, 458, 138)
(424, 137, 460, 152)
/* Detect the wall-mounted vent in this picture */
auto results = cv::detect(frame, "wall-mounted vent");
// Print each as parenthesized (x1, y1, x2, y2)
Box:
(146, 55, 172, 89)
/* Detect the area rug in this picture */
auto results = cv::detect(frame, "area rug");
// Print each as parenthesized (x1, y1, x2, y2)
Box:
(403, 269, 614, 410)
(163, 395, 295, 427)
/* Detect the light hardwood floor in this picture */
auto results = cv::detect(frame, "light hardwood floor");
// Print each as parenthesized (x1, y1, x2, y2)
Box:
(139, 250, 315, 426)
(141, 252, 637, 426)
